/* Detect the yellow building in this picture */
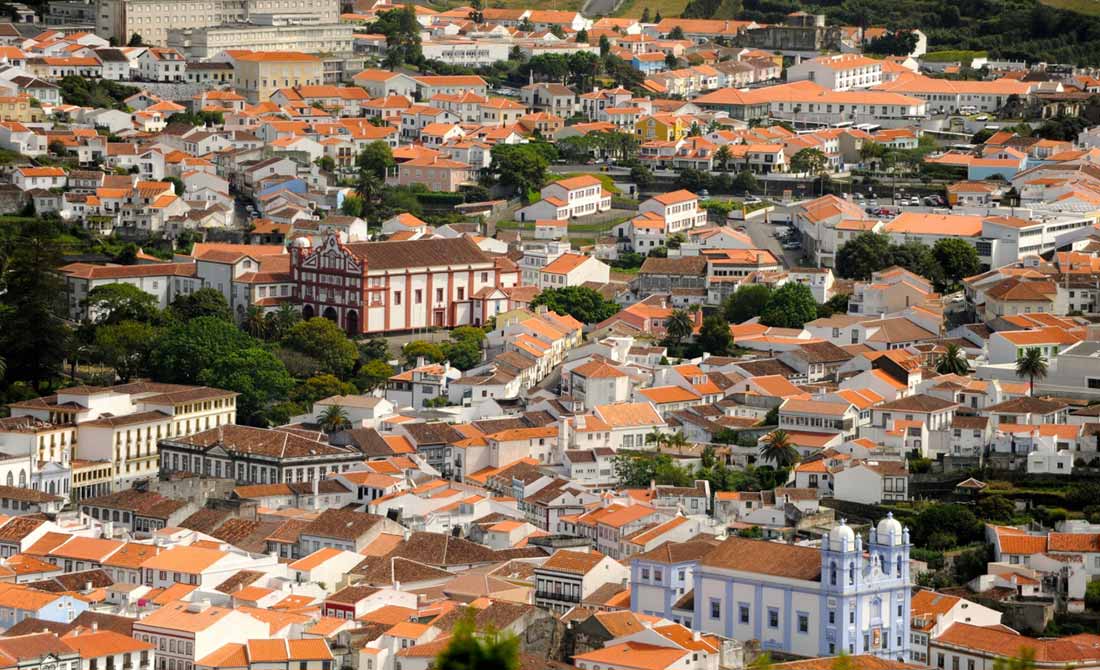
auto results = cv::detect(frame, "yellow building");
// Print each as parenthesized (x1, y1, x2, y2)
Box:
(232, 51, 324, 104)
(635, 113, 688, 142)
(0, 94, 37, 123)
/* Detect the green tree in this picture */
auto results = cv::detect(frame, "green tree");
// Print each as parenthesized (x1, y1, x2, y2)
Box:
(128, 33, 144, 46)
(291, 374, 358, 406)
(282, 318, 359, 379)
(864, 30, 919, 56)
(599, 34, 611, 57)
(697, 314, 732, 355)
(371, 6, 423, 67)
(759, 429, 799, 468)
(530, 286, 619, 324)
(1015, 347, 1048, 397)
(932, 238, 981, 287)
(266, 304, 301, 341)
(355, 358, 395, 391)
(341, 194, 364, 218)
(443, 339, 482, 371)
(85, 283, 160, 325)
(242, 306, 269, 340)
(359, 337, 390, 363)
(723, 284, 772, 324)
(732, 170, 757, 193)
(0, 219, 69, 390)
(489, 144, 550, 196)
(318, 404, 352, 433)
(164, 175, 184, 195)
(760, 282, 817, 328)
(403, 340, 446, 366)
(200, 347, 294, 426)
(835, 232, 893, 280)
(356, 141, 395, 181)
(94, 320, 157, 383)
(977, 495, 1016, 522)
(630, 164, 654, 190)
(991, 646, 1036, 670)
(576, 28, 588, 42)
(434, 610, 519, 670)
(790, 148, 828, 176)
(468, 0, 483, 23)
(168, 288, 232, 322)
(669, 26, 685, 39)
(664, 309, 694, 347)
(149, 317, 253, 384)
(1087, 581, 1100, 612)
(641, 7, 651, 21)
(937, 343, 970, 375)
(909, 504, 981, 548)
(890, 240, 939, 279)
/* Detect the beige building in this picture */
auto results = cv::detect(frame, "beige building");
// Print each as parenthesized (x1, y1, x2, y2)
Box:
(232, 51, 324, 103)
(95, 0, 339, 48)
(167, 22, 355, 60)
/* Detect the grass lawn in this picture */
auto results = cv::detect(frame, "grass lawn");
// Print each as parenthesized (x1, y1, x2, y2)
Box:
(548, 171, 622, 194)
(1038, 0, 1100, 14)
(921, 49, 989, 62)
(611, 0, 690, 18)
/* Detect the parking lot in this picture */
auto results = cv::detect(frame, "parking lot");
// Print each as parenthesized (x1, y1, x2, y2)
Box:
(739, 213, 805, 268)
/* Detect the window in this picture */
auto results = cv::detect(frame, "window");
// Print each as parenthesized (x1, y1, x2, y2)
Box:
(768, 608, 778, 628)
(641, 567, 649, 580)
(709, 598, 721, 619)
(828, 611, 835, 625)
(798, 613, 809, 633)
(653, 569, 662, 583)
(739, 604, 749, 624)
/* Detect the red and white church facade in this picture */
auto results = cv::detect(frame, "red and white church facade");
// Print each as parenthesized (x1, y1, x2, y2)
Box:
(289, 234, 518, 335)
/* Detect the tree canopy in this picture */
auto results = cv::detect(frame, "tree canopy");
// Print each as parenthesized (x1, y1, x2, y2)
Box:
(282, 318, 359, 379)
(760, 282, 818, 328)
(530, 286, 619, 324)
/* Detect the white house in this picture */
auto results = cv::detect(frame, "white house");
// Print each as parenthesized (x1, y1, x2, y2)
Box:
(517, 175, 611, 221)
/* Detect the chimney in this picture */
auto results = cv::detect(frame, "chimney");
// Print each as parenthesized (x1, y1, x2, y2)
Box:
(91, 622, 98, 632)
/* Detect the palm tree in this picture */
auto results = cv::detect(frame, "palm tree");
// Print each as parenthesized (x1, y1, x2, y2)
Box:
(664, 432, 689, 451)
(645, 428, 666, 448)
(759, 429, 800, 468)
(269, 303, 300, 340)
(318, 404, 351, 433)
(243, 306, 268, 339)
(715, 144, 732, 173)
(1015, 347, 1048, 397)
(936, 343, 969, 375)
(664, 309, 693, 347)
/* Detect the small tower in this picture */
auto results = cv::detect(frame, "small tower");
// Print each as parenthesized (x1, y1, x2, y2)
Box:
(822, 518, 862, 594)
(870, 512, 910, 584)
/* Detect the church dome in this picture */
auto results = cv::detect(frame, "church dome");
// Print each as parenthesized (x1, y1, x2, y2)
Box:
(829, 520, 856, 552)
(876, 513, 904, 546)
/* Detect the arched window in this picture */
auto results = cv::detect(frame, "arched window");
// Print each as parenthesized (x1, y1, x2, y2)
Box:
(896, 555, 903, 576)
(830, 561, 837, 586)
(882, 553, 890, 574)
(5, 472, 11, 487)
(848, 562, 855, 585)
(18, 470, 25, 488)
